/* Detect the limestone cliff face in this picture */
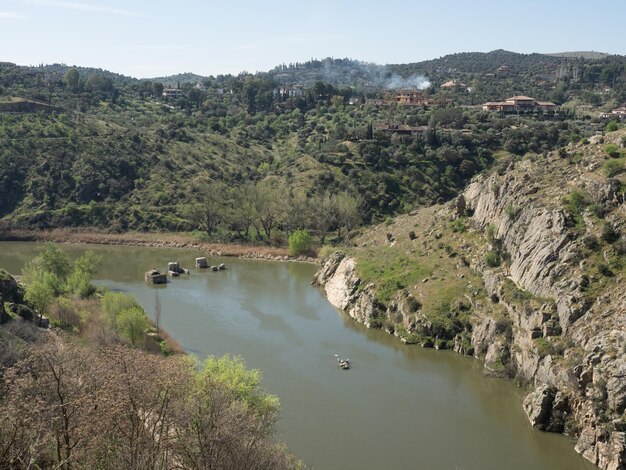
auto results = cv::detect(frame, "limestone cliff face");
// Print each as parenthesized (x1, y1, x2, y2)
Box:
(314, 137, 626, 470)
(313, 253, 379, 327)
(463, 157, 625, 470)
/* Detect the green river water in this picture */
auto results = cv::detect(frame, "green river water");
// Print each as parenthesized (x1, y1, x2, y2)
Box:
(0, 242, 597, 470)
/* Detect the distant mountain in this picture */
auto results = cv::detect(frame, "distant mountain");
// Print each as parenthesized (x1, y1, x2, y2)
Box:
(388, 49, 570, 76)
(546, 51, 612, 59)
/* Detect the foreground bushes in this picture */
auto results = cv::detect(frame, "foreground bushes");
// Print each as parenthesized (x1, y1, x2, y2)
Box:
(0, 339, 304, 470)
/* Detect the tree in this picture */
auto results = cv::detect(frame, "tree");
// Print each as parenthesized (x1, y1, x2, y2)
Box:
(23, 270, 54, 325)
(253, 181, 283, 240)
(335, 192, 362, 238)
(187, 180, 227, 236)
(188, 87, 204, 109)
(116, 306, 149, 347)
(39, 243, 72, 283)
(309, 191, 337, 245)
(63, 68, 80, 93)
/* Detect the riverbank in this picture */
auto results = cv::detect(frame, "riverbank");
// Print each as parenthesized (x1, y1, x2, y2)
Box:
(0, 228, 319, 263)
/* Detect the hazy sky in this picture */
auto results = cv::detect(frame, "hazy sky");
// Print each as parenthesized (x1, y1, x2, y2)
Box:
(1, 0, 624, 78)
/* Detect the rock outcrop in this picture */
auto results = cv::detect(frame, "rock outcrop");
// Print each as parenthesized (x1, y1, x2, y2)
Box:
(314, 136, 626, 470)
(313, 253, 379, 326)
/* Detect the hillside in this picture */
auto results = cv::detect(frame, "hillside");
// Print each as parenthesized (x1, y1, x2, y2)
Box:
(315, 128, 626, 470)
(548, 51, 612, 60)
(0, 52, 624, 242)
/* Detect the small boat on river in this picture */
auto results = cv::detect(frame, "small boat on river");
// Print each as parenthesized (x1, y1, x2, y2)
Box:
(335, 355, 351, 369)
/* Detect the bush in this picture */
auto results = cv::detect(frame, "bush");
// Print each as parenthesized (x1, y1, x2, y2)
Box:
(605, 120, 620, 132)
(601, 223, 620, 243)
(53, 297, 82, 330)
(604, 144, 620, 158)
(450, 218, 467, 233)
(288, 229, 312, 256)
(102, 292, 138, 320)
(604, 160, 624, 177)
(485, 251, 501, 267)
(534, 337, 554, 358)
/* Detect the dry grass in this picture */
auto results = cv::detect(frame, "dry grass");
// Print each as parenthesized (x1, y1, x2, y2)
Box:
(0, 228, 298, 259)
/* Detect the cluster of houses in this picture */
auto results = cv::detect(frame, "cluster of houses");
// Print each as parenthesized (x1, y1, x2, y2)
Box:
(276, 84, 304, 98)
(395, 89, 453, 107)
(481, 95, 559, 113)
(599, 106, 626, 121)
(365, 90, 453, 108)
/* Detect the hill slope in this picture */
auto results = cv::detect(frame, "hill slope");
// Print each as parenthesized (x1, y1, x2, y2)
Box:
(315, 129, 626, 470)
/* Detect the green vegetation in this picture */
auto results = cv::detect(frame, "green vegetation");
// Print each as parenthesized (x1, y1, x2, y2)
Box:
(604, 144, 620, 158)
(563, 189, 590, 227)
(604, 158, 625, 177)
(605, 120, 620, 132)
(1, 51, 622, 242)
(288, 229, 313, 256)
(355, 247, 431, 304)
(485, 251, 502, 267)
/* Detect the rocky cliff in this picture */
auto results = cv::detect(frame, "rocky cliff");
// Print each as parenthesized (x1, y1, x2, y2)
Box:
(314, 131, 626, 469)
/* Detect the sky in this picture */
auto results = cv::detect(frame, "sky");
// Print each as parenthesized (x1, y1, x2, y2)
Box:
(1, 0, 625, 78)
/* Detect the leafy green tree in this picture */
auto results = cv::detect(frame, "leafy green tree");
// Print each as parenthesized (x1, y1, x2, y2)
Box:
(116, 306, 149, 347)
(39, 243, 72, 283)
(63, 67, 80, 93)
(288, 229, 312, 256)
(67, 250, 101, 298)
(200, 355, 279, 413)
(23, 269, 54, 324)
(102, 292, 139, 320)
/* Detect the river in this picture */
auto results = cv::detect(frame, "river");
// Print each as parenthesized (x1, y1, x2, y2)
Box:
(0, 242, 597, 470)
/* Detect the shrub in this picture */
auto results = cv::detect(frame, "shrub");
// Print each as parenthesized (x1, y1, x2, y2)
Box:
(102, 292, 138, 320)
(604, 160, 624, 177)
(288, 229, 312, 256)
(582, 234, 600, 250)
(449, 218, 467, 233)
(601, 223, 620, 243)
(53, 297, 82, 330)
(563, 190, 589, 226)
(485, 251, 501, 267)
(604, 144, 620, 158)
(605, 120, 620, 132)
(505, 204, 520, 221)
(598, 263, 614, 277)
(534, 337, 554, 358)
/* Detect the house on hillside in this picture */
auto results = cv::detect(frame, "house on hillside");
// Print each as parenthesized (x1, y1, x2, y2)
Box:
(600, 106, 626, 120)
(396, 89, 427, 105)
(440, 80, 466, 89)
(496, 65, 510, 75)
(162, 88, 183, 100)
(482, 96, 558, 113)
(278, 85, 304, 98)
